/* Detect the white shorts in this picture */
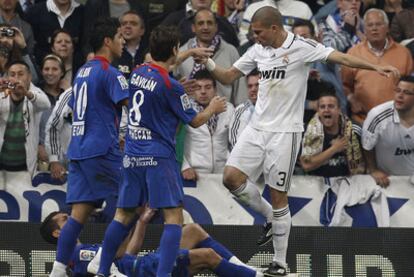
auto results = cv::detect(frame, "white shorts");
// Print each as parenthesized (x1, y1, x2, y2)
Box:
(226, 125, 301, 192)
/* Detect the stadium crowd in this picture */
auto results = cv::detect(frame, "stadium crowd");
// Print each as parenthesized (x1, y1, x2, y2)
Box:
(0, 0, 412, 276)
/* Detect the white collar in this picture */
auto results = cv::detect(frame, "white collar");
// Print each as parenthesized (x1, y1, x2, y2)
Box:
(46, 0, 79, 17)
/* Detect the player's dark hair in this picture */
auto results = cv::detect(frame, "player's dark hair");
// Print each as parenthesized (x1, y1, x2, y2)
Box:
(39, 211, 60, 245)
(89, 17, 120, 53)
(292, 19, 315, 37)
(193, 8, 217, 24)
(317, 81, 339, 106)
(149, 25, 180, 62)
(193, 69, 217, 87)
(7, 59, 31, 73)
(400, 75, 414, 84)
(251, 6, 283, 28)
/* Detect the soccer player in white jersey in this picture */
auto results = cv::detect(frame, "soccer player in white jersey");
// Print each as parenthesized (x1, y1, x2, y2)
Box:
(198, 6, 400, 276)
(362, 76, 414, 188)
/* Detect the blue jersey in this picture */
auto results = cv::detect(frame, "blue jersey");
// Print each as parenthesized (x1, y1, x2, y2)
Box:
(69, 244, 101, 277)
(68, 244, 189, 277)
(125, 63, 197, 158)
(67, 56, 129, 160)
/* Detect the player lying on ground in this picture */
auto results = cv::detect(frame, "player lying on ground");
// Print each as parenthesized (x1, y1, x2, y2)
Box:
(40, 207, 264, 277)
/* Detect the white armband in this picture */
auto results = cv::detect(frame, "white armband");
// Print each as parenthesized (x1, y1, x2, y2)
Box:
(205, 58, 216, 71)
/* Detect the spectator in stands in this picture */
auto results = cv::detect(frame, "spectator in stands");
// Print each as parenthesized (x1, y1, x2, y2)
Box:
(0, 0, 35, 54)
(342, 8, 413, 124)
(390, 0, 414, 42)
(319, 0, 365, 53)
(50, 29, 78, 90)
(0, 24, 38, 83)
(138, 0, 186, 35)
(175, 8, 247, 106)
(162, 0, 239, 48)
(82, 0, 145, 55)
(18, 0, 41, 13)
(26, 0, 84, 65)
(362, 75, 414, 187)
(229, 69, 258, 150)
(112, 10, 147, 79)
(362, 0, 402, 23)
(182, 70, 234, 180)
(238, 0, 313, 45)
(38, 54, 65, 171)
(222, 0, 244, 34)
(0, 60, 50, 189)
(301, 88, 366, 177)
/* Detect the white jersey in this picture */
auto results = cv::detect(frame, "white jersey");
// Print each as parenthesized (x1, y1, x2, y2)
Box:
(362, 101, 414, 175)
(234, 32, 334, 132)
(239, 0, 313, 45)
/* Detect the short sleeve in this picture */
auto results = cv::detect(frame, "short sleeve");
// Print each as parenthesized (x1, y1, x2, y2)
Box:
(233, 46, 257, 75)
(299, 38, 335, 63)
(362, 112, 379, 151)
(108, 69, 129, 105)
(165, 81, 197, 124)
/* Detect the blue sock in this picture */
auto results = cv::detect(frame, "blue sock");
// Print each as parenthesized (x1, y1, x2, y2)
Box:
(197, 237, 233, 260)
(97, 220, 130, 276)
(156, 224, 182, 277)
(215, 259, 256, 277)
(56, 217, 83, 264)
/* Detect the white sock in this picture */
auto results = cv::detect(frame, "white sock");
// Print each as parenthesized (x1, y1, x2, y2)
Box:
(229, 256, 264, 276)
(229, 256, 256, 271)
(49, 261, 67, 277)
(231, 179, 273, 222)
(271, 206, 291, 269)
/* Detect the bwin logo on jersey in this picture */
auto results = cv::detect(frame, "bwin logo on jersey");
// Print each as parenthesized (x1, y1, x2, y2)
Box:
(259, 66, 286, 80)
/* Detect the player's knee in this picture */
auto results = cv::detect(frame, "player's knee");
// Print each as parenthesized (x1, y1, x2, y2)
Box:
(223, 167, 244, 191)
(186, 223, 208, 240)
(203, 248, 221, 267)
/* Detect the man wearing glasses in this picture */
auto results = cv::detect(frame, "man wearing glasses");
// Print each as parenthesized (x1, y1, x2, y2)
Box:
(362, 75, 414, 187)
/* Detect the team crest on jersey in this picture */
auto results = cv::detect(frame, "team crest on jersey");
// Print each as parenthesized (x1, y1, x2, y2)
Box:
(180, 94, 191, 110)
(282, 55, 289, 65)
(79, 250, 96, 261)
(117, 75, 129, 90)
(123, 155, 131, 168)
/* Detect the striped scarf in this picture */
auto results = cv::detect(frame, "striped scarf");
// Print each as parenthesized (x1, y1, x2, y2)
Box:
(302, 113, 365, 175)
(191, 99, 218, 135)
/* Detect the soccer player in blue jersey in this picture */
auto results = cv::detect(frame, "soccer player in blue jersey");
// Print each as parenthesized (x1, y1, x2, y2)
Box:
(41, 209, 264, 277)
(49, 18, 130, 277)
(95, 25, 228, 277)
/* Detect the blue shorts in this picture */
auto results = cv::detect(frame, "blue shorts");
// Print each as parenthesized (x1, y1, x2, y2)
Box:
(118, 249, 190, 277)
(66, 152, 121, 206)
(118, 155, 184, 209)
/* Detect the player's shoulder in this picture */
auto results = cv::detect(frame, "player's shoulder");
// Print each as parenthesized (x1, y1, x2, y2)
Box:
(365, 101, 394, 132)
(292, 35, 321, 49)
(367, 101, 394, 119)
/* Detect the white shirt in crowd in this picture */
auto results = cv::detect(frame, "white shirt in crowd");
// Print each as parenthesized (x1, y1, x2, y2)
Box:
(362, 100, 414, 176)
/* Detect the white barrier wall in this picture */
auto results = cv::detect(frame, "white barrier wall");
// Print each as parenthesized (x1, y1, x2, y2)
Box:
(0, 172, 413, 227)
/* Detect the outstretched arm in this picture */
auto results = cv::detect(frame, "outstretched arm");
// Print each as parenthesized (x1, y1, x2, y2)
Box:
(195, 56, 243, 85)
(125, 207, 156, 255)
(327, 50, 400, 78)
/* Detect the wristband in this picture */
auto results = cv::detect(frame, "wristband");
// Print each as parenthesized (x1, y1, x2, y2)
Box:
(205, 58, 216, 71)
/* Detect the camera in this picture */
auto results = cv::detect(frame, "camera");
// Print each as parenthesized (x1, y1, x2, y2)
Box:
(0, 28, 15, 37)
